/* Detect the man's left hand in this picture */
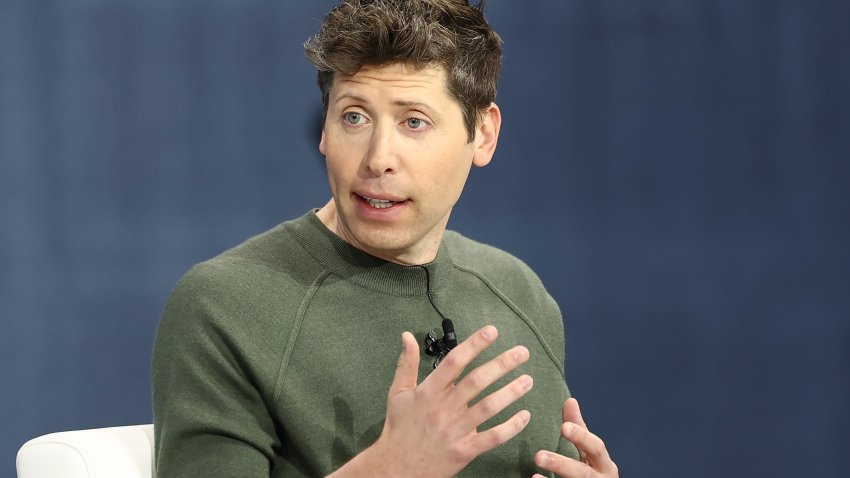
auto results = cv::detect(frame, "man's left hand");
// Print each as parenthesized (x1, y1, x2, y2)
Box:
(532, 397, 619, 478)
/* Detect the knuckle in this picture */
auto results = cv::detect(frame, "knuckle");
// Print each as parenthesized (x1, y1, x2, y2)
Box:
(478, 397, 498, 416)
(464, 369, 486, 389)
(487, 429, 506, 448)
(481, 428, 506, 450)
(448, 442, 473, 463)
(441, 351, 461, 368)
(499, 351, 515, 369)
(514, 416, 528, 434)
(569, 424, 589, 443)
(574, 425, 588, 440)
(412, 386, 426, 402)
(590, 436, 607, 455)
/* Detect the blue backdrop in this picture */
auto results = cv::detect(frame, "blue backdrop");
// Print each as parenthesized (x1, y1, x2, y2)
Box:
(2, 1, 848, 477)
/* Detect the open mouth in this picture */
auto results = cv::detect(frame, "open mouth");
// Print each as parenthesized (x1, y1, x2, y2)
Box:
(357, 194, 405, 209)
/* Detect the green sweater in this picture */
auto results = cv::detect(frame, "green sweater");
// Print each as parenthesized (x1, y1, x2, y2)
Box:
(152, 211, 578, 477)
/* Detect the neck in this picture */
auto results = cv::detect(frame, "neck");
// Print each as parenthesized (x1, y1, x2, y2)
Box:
(315, 198, 443, 266)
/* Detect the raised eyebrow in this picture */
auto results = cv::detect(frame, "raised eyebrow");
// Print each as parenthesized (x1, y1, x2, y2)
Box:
(334, 93, 369, 105)
(392, 99, 428, 108)
(333, 94, 440, 118)
(393, 100, 441, 119)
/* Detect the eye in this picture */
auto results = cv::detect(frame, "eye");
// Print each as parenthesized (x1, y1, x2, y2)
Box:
(406, 117, 428, 130)
(344, 112, 365, 125)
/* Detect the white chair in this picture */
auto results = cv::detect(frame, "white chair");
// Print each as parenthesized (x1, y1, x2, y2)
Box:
(16, 424, 155, 478)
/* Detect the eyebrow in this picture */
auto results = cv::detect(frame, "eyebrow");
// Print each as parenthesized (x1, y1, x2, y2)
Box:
(334, 94, 437, 113)
(334, 93, 369, 105)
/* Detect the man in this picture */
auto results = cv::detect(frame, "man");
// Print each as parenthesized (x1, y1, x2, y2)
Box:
(152, 1, 617, 477)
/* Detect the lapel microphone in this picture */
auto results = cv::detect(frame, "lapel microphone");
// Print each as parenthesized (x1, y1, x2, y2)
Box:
(424, 318, 457, 368)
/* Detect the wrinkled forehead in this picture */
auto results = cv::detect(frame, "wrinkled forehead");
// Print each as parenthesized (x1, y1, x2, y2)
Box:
(329, 62, 455, 103)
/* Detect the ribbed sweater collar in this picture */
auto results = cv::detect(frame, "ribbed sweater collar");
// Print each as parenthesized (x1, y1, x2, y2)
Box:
(286, 211, 454, 297)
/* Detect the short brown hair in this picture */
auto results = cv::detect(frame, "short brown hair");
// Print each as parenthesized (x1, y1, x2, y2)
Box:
(304, 0, 502, 142)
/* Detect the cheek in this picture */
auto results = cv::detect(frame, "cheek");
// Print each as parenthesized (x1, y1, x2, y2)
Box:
(322, 136, 348, 174)
(324, 159, 363, 200)
(420, 159, 472, 206)
(324, 129, 366, 164)
(325, 159, 350, 190)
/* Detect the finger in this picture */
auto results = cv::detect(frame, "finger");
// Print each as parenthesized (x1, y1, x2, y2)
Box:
(535, 450, 588, 477)
(563, 397, 588, 430)
(449, 344, 530, 408)
(561, 422, 617, 475)
(422, 325, 498, 392)
(469, 409, 531, 456)
(387, 332, 419, 398)
(563, 398, 591, 465)
(465, 374, 533, 428)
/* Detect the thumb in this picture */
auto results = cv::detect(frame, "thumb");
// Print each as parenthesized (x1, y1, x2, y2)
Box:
(387, 331, 420, 398)
(563, 397, 588, 429)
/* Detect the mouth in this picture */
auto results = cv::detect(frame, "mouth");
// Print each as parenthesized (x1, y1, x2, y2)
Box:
(356, 193, 407, 209)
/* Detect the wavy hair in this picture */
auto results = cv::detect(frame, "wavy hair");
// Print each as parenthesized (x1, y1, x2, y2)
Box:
(304, 0, 502, 142)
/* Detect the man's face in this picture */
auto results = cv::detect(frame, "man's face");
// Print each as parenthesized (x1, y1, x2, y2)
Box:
(319, 62, 500, 264)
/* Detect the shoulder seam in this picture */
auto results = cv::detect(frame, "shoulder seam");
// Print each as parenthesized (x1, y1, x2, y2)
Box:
(452, 264, 564, 375)
(273, 269, 332, 402)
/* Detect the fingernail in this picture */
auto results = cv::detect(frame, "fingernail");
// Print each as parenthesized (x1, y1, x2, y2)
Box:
(481, 326, 495, 340)
(563, 422, 574, 435)
(537, 451, 550, 465)
(514, 346, 529, 361)
(520, 375, 533, 391)
(522, 410, 531, 424)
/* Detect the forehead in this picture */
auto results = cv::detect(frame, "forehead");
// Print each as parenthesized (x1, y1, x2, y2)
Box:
(330, 63, 454, 104)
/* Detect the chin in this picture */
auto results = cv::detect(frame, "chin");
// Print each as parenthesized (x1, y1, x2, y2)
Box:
(352, 228, 413, 257)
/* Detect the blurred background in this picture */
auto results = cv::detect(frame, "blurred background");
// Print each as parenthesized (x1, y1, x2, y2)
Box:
(2, 0, 848, 476)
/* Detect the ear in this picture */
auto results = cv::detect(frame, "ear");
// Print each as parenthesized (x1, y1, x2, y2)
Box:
(319, 129, 327, 156)
(472, 102, 501, 168)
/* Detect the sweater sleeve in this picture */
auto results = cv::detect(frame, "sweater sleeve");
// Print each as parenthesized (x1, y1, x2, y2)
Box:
(152, 263, 280, 477)
(504, 257, 581, 461)
(543, 291, 581, 461)
(541, 289, 582, 461)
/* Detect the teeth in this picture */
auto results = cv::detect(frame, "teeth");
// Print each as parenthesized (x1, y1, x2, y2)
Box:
(362, 195, 396, 209)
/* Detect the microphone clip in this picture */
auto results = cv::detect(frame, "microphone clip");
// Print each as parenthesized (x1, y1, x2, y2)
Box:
(424, 319, 458, 369)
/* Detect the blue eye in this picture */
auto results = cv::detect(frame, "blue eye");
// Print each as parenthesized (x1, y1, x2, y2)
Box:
(344, 112, 364, 125)
(406, 118, 427, 129)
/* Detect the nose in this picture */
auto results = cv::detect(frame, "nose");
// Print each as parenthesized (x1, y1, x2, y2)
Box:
(361, 123, 398, 176)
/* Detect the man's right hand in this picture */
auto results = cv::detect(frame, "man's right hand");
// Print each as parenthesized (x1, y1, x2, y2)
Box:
(336, 325, 533, 477)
